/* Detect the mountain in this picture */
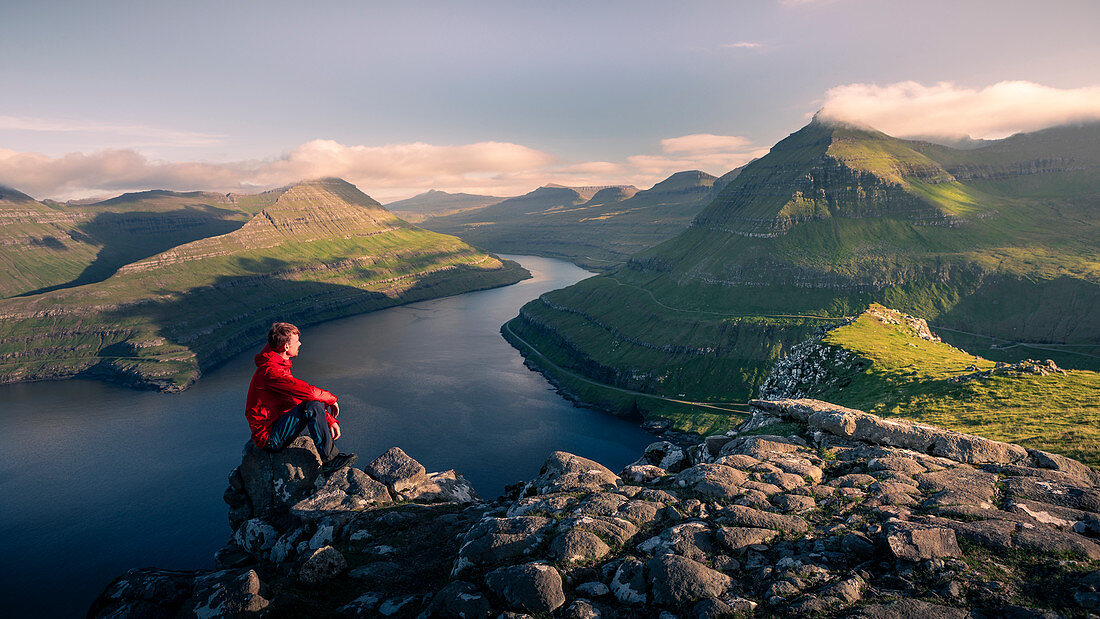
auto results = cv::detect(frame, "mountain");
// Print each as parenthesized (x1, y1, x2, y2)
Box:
(504, 118, 1100, 426)
(385, 189, 507, 222)
(421, 170, 734, 270)
(0, 187, 251, 298)
(0, 178, 528, 391)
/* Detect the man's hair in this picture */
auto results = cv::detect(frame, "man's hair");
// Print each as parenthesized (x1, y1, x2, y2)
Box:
(268, 322, 300, 351)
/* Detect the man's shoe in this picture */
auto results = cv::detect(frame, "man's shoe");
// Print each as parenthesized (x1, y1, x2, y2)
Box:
(322, 452, 358, 475)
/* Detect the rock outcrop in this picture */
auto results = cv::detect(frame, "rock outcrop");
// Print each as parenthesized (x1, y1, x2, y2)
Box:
(93, 400, 1100, 617)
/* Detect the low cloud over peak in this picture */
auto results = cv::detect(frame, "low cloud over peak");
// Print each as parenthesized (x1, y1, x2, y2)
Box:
(819, 80, 1100, 140)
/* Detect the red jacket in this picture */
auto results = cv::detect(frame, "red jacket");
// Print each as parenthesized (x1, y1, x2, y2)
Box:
(245, 345, 338, 448)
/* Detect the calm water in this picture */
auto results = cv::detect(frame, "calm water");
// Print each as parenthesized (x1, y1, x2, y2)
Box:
(0, 255, 654, 617)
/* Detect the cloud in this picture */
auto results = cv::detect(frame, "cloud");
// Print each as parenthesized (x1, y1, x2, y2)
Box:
(661, 134, 755, 155)
(819, 80, 1100, 139)
(0, 114, 226, 147)
(0, 133, 764, 202)
(722, 41, 762, 49)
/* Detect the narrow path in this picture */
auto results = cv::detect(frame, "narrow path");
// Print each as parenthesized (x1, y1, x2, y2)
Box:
(604, 276, 848, 321)
(502, 320, 750, 414)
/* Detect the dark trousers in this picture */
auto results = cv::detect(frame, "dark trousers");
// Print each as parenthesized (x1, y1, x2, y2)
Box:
(265, 400, 338, 461)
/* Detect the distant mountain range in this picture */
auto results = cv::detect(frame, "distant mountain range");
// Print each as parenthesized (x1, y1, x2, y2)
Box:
(0, 178, 528, 390)
(385, 189, 506, 223)
(420, 169, 742, 270)
(505, 118, 1100, 420)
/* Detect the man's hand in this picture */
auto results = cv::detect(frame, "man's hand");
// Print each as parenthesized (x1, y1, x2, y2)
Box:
(330, 421, 341, 441)
(329, 401, 340, 417)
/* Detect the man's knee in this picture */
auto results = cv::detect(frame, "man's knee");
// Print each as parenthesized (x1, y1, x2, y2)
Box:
(301, 400, 326, 419)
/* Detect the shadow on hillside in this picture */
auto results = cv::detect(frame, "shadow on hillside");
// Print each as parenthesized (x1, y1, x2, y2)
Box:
(17, 208, 246, 297)
(97, 260, 528, 380)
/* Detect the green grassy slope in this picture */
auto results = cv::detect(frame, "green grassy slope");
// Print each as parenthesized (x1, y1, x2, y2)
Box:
(507, 118, 1099, 424)
(0, 178, 528, 391)
(0, 187, 253, 298)
(764, 305, 1100, 465)
(421, 170, 730, 270)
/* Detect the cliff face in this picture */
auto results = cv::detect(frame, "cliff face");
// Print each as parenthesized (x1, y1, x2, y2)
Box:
(92, 399, 1100, 617)
(0, 178, 529, 391)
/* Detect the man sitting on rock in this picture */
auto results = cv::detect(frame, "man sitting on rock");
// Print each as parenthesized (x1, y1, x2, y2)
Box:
(245, 322, 356, 474)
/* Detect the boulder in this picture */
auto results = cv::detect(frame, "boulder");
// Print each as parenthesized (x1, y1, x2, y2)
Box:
(550, 528, 611, 567)
(485, 562, 566, 613)
(89, 568, 195, 618)
(365, 447, 427, 493)
(233, 518, 279, 558)
(453, 516, 555, 574)
(720, 504, 808, 533)
(638, 441, 689, 472)
(637, 522, 715, 563)
(610, 557, 649, 604)
(291, 467, 391, 519)
(188, 569, 270, 617)
(849, 598, 970, 618)
(675, 463, 747, 500)
(298, 545, 346, 584)
(621, 464, 667, 484)
(715, 526, 778, 552)
(237, 436, 323, 520)
(534, 451, 620, 494)
(401, 469, 481, 503)
(647, 554, 731, 607)
(886, 523, 962, 561)
(424, 580, 491, 618)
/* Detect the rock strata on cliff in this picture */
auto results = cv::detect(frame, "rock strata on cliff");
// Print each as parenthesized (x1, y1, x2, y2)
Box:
(94, 400, 1100, 617)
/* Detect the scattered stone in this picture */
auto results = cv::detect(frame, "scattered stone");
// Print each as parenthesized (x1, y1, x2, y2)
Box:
(647, 553, 731, 607)
(365, 447, 427, 493)
(534, 452, 620, 494)
(236, 436, 323, 521)
(424, 580, 490, 618)
(298, 545, 346, 584)
(485, 562, 566, 613)
(621, 464, 667, 483)
(720, 504, 809, 533)
(610, 557, 648, 604)
(887, 523, 962, 561)
(551, 528, 611, 567)
(188, 569, 270, 617)
(401, 469, 480, 503)
(453, 516, 555, 573)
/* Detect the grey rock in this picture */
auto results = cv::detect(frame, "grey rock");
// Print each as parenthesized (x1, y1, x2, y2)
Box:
(562, 599, 602, 619)
(534, 451, 619, 494)
(610, 557, 648, 604)
(233, 518, 279, 558)
(576, 581, 609, 597)
(290, 467, 392, 519)
(89, 568, 194, 618)
(916, 467, 999, 509)
(401, 469, 481, 503)
(640, 441, 690, 472)
(1004, 476, 1100, 512)
(886, 523, 962, 561)
(720, 504, 809, 533)
(298, 545, 346, 584)
(636, 522, 715, 562)
(772, 493, 816, 512)
(453, 516, 554, 574)
(849, 598, 970, 618)
(188, 569, 270, 617)
(647, 554, 731, 607)
(485, 562, 566, 613)
(621, 464, 667, 484)
(366, 447, 427, 493)
(550, 528, 611, 567)
(237, 436, 323, 520)
(1028, 449, 1100, 486)
(1014, 524, 1100, 559)
(675, 463, 747, 500)
(716, 526, 778, 552)
(569, 515, 639, 547)
(424, 580, 490, 618)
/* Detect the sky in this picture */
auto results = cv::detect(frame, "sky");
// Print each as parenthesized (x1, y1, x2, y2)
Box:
(2, 0, 1100, 201)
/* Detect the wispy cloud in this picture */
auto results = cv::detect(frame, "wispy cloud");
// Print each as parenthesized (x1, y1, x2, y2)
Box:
(819, 80, 1100, 139)
(722, 41, 762, 49)
(0, 133, 764, 202)
(0, 114, 226, 148)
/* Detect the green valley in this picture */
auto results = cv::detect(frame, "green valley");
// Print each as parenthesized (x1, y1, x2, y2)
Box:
(0, 178, 528, 391)
(421, 170, 739, 271)
(506, 118, 1100, 435)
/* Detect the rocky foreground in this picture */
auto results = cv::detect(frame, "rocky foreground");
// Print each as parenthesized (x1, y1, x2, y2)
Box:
(92, 399, 1100, 617)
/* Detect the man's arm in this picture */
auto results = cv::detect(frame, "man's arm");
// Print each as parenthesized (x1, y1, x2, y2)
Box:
(264, 366, 337, 405)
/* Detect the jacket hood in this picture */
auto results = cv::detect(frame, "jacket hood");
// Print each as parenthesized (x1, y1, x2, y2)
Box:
(255, 344, 291, 369)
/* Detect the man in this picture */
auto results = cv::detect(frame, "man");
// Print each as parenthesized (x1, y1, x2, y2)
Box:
(245, 322, 356, 473)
